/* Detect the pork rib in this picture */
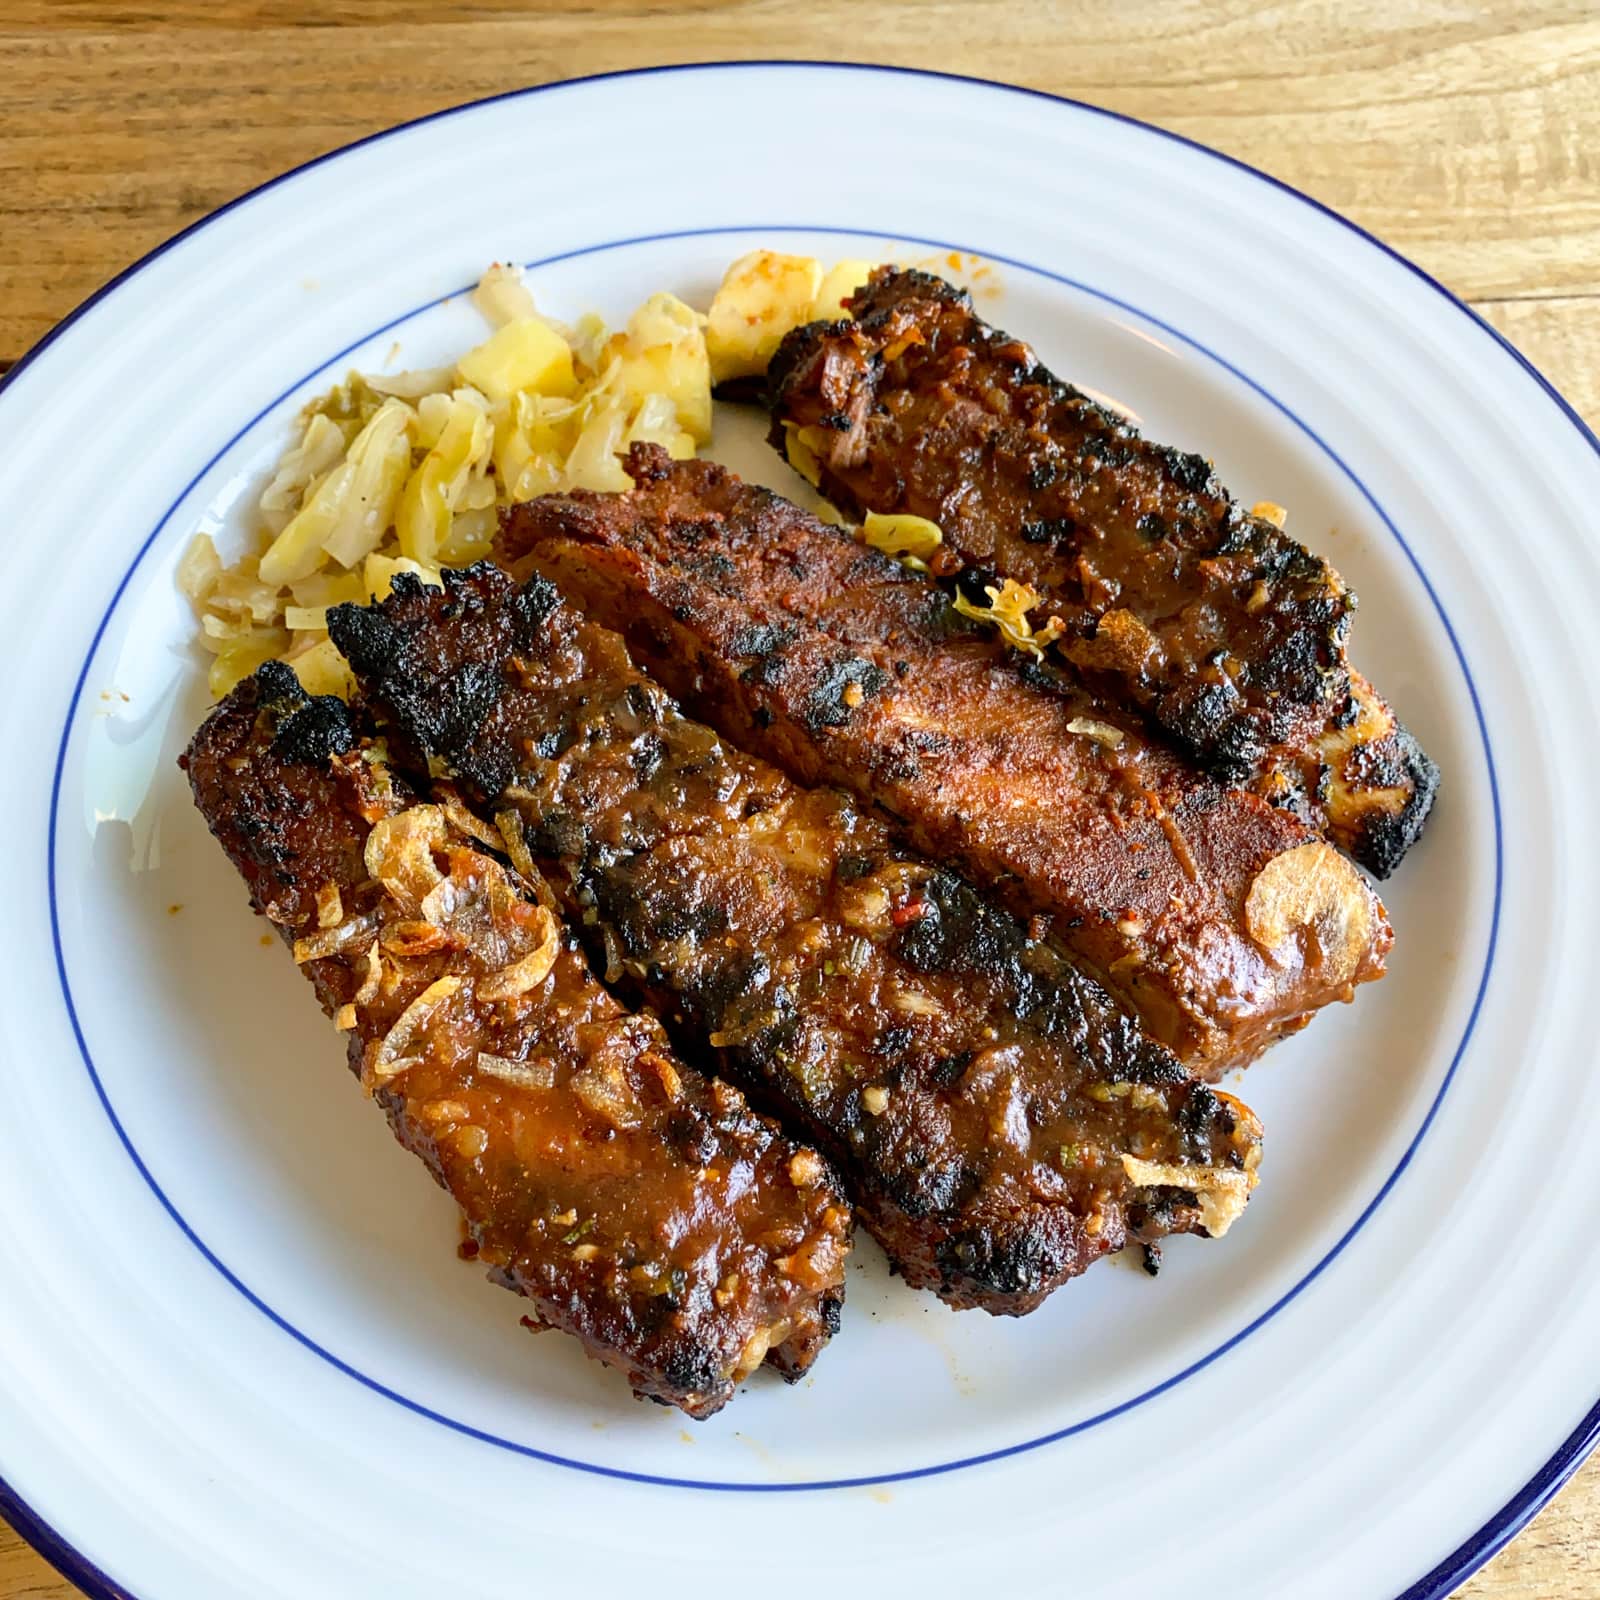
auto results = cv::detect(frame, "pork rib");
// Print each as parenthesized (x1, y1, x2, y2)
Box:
(328, 567, 1265, 1315)
(498, 447, 1390, 1076)
(183, 662, 851, 1416)
(766, 267, 1439, 877)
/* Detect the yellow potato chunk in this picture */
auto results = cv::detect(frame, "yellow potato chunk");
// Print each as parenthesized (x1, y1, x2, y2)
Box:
(813, 260, 876, 319)
(364, 551, 442, 602)
(706, 251, 824, 383)
(457, 317, 576, 402)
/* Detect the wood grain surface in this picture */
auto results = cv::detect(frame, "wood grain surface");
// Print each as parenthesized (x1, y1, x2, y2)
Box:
(2, 3, 1595, 1594)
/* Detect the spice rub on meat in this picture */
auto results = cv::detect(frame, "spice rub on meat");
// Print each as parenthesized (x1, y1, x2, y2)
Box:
(766, 267, 1439, 878)
(327, 566, 1265, 1315)
(183, 662, 850, 1417)
(498, 448, 1390, 1076)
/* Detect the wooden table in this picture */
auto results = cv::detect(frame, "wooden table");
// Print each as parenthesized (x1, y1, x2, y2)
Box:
(2, 3, 1595, 1594)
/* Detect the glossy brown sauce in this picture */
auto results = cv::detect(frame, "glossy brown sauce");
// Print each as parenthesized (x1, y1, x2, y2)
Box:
(329, 568, 1264, 1314)
(499, 448, 1390, 1075)
(184, 664, 849, 1416)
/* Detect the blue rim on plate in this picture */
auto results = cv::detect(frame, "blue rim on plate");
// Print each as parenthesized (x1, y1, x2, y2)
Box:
(0, 59, 1590, 1600)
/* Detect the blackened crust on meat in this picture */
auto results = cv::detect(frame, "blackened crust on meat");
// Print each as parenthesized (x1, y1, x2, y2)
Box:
(179, 667, 368, 905)
(937, 1215, 1080, 1302)
(330, 571, 561, 797)
(1349, 721, 1440, 877)
(252, 659, 356, 765)
(183, 667, 851, 1417)
(498, 449, 1390, 1075)
(829, 264, 967, 325)
(765, 265, 1436, 875)
(799, 655, 892, 732)
(341, 562, 1265, 1313)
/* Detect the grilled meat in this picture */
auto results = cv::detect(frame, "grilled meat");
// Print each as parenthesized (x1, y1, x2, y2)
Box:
(328, 566, 1264, 1315)
(183, 662, 850, 1417)
(498, 447, 1390, 1076)
(766, 266, 1439, 877)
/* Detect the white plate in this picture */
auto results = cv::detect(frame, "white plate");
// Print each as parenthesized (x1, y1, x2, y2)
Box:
(1, 62, 1595, 1600)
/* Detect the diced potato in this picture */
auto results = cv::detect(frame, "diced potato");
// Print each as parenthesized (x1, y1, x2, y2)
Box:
(364, 552, 442, 602)
(813, 259, 876, 319)
(706, 251, 824, 383)
(288, 638, 356, 700)
(458, 317, 576, 402)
